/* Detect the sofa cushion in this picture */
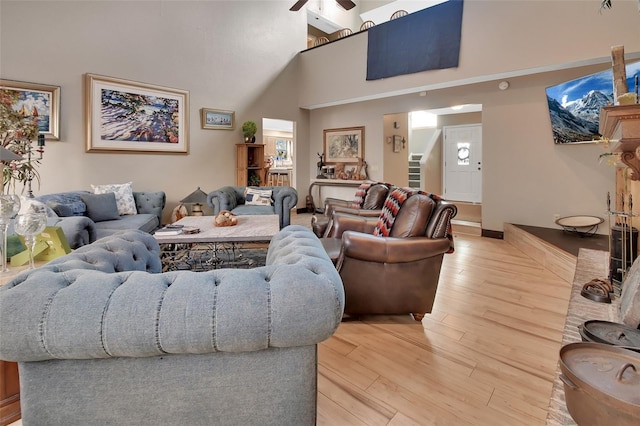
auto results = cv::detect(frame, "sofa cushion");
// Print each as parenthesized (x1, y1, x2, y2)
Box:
(244, 188, 273, 206)
(232, 205, 276, 216)
(35, 192, 87, 216)
(46, 201, 75, 217)
(92, 182, 137, 215)
(80, 193, 121, 222)
(93, 214, 160, 240)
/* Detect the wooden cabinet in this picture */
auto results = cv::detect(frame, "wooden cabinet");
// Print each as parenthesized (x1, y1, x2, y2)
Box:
(236, 143, 266, 186)
(0, 360, 20, 426)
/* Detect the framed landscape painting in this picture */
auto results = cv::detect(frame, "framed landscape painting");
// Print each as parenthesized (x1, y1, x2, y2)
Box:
(201, 108, 234, 130)
(323, 126, 364, 163)
(0, 79, 60, 140)
(85, 73, 189, 153)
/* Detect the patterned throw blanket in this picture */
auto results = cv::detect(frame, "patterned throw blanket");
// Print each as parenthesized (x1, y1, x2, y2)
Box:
(350, 181, 374, 209)
(373, 187, 454, 253)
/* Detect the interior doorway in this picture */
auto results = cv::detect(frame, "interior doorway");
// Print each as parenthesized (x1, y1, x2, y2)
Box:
(262, 118, 296, 188)
(443, 124, 482, 203)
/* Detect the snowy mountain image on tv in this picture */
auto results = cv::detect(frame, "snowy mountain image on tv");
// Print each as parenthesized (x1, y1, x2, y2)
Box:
(545, 61, 639, 144)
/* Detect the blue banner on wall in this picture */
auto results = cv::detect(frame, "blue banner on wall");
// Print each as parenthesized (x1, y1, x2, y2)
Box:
(366, 0, 464, 81)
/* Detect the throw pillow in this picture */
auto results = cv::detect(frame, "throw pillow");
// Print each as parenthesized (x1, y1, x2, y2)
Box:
(244, 188, 273, 206)
(91, 182, 137, 215)
(80, 193, 121, 222)
(46, 201, 75, 217)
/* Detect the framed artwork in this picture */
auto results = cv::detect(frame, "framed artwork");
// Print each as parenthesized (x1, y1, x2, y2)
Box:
(0, 79, 60, 140)
(85, 73, 189, 154)
(201, 108, 234, 130)
(393, 135, 403, 153)
(323, 126, 364, 163)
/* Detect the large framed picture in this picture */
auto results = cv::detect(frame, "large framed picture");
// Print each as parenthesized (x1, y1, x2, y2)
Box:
(200, 108, 234, 130)
(323, 126, 364, 163)
(0, 79, 60, 140)
(85, 73, 189, 154)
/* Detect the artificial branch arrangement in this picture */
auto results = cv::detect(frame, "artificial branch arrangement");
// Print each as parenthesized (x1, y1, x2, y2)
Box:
(0, 89, 42, 195)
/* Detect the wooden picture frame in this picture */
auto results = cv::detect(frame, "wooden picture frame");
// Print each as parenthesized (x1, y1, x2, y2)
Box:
(0, 79, 60, 140)
(393, 135, 403, 153)
(323, 126, 364, 163)
(85, 73, 189, 154)
(200, 108, 235, 130)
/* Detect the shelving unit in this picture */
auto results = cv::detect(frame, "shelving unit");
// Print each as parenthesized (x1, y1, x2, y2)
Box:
(236, 143, 265, 186)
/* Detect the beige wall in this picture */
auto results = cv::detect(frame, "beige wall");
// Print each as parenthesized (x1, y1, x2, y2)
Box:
(299, 1, 640, 109)
(303, 1, 638, 234)
(309, 62, 618, 233)
(383, 113, 408, 185)
(2, 1, 636, 233)
(0, 1, 310, 223)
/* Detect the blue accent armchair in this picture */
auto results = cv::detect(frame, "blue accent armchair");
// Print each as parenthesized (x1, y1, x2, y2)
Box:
(207, 186, 298, 229)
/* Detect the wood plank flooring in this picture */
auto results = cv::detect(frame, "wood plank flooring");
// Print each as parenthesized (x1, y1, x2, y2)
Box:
(317, 232, 573, 426)
(8, 215, 574, 426)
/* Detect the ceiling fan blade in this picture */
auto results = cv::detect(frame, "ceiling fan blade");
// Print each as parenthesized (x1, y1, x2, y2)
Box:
(290, 0, 309, 11)
(336, 0, 356, 10)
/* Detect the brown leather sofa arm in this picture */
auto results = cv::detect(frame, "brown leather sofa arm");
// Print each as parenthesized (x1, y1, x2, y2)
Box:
(323, 197, 352, 214)
(325, 213, 378, 238)
(332, 205, 382, 217)
(340, 231, 452, 264)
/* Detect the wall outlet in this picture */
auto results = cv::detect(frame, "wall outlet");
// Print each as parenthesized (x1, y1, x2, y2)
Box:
(553, 214, 560, 222)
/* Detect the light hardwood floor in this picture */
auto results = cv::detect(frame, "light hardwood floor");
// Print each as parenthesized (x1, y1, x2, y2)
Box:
(316, 230, 572, 426)
(9, 215, 573, 425)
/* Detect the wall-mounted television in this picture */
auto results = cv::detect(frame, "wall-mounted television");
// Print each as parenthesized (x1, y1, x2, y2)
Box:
(546, 60, 639, 144)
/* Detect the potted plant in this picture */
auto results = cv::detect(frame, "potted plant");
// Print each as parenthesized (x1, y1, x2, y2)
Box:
(242, 120, 258, 143)
(248, 172, 261, 186)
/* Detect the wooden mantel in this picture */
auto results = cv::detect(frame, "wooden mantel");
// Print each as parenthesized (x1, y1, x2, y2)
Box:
(600, 104, 640, 180)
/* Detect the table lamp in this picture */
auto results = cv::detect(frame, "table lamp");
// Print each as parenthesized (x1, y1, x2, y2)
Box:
(180, 187, 208, 216)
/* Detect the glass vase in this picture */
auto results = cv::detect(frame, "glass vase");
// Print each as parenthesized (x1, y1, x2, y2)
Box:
(14, 212, 47, 270)
(0, 194, 21, 272)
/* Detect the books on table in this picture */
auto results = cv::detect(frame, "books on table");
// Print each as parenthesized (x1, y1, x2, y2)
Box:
(154, 225, 200, 236)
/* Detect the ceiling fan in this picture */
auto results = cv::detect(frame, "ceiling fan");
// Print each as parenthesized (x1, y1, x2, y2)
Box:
(290, 0, 356, 12)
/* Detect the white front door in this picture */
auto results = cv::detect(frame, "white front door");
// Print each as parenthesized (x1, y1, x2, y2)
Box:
(443, 124, 482, 203)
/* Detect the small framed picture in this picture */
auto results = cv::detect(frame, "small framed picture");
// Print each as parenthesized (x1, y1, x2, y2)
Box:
(393, 135, 402, 153)
(201, 108, 235, 130)
(0, 79, 60, 140)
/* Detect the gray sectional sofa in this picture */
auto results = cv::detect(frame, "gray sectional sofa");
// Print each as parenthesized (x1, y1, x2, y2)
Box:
(207, 186, 298, 229)
(34, 190, 165, 248)
(0, 226, 344, 425)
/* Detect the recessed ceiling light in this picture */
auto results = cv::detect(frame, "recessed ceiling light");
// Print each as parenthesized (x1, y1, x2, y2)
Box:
(498, 81, 510, 90)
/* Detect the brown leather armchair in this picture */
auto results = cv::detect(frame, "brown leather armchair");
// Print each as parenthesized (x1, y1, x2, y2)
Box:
(311, 182, 392, 237)
(320, 190, 457, 320)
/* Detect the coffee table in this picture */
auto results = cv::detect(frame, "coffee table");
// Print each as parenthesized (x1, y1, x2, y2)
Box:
(154, 215, 279, 271)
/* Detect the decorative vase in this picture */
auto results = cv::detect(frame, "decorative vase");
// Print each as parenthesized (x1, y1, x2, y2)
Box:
(245, 135, 256, 144)
(0, 194, 21, 272)
(14, 212, 47, 270)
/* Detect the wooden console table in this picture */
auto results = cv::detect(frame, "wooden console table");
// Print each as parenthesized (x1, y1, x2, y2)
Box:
(307, 179, 364, 213)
